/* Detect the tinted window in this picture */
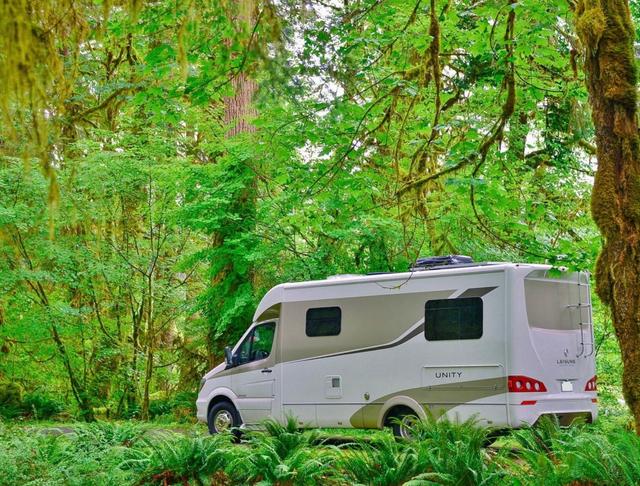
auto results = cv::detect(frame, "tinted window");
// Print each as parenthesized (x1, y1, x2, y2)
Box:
(524, 271, 586, 331)
(234, 322, 276, 365)
(306, 307, 341, 337)
(425, 298, 482, 341)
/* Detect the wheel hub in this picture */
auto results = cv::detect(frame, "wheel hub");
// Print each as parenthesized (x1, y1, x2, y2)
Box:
(399, 415, 418, 439)
(213, 410, 233, 432)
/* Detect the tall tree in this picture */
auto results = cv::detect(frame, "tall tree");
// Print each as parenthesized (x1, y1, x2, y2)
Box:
(203, 0, 259, 365)
(573, 0, 640, 432)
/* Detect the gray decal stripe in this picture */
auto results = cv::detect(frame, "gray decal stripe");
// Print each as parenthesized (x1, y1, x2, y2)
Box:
(352, 376, 507, 427)
(298, 322, 426, 362)
(458, 286, 497, 298)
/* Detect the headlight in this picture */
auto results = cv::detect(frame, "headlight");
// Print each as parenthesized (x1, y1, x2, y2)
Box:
(199, 378, 206, 391)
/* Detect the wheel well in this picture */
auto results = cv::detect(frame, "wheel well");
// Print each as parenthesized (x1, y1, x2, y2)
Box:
(383, 405, 418, 426)
(207, 395, 235, 417)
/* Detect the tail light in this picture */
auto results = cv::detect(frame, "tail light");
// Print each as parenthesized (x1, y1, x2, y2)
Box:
(585, 375, 597, 391)
(508, 375, 547, 392)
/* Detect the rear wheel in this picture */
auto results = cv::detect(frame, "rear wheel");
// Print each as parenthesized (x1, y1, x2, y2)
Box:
(207, 401, 241, 435)
(388, 408, 419, 439)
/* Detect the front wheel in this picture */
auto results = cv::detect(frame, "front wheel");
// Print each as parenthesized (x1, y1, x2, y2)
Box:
(207, 401, 241, 435)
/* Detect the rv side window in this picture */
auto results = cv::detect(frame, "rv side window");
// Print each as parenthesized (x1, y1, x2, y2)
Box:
(234, 322, 276, 365)
(306, 307, 341, 337)
(425, 298, 483, 341)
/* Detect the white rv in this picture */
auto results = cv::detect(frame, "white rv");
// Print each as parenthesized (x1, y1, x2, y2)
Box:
(196, 259, 597, 437)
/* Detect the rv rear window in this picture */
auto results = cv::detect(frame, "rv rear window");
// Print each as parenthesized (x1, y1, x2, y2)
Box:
(425, 298, 483, 341)
(306, 307, 341, 337)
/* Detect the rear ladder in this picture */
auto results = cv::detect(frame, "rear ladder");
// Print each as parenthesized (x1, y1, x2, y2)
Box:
(567, 272, 594, 358)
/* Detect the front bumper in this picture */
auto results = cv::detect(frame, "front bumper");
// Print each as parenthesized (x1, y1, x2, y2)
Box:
(196, 395, 209, 422)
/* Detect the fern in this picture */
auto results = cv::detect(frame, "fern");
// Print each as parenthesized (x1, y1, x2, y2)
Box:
(120, 433, 234, 485)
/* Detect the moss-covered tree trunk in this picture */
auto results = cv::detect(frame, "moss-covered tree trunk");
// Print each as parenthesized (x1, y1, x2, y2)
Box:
(574, 0, 640, 432)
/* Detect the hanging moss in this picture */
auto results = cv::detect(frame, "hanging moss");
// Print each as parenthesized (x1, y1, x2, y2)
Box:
(575, 2, 606, 53)
(0, 1, 79, 206)
(0, 0, 141, 202)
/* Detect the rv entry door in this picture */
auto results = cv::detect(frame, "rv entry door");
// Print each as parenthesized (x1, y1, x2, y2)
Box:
(231, 321, 278, 425)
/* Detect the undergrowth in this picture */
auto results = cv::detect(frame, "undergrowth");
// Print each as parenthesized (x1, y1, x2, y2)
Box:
(1, 416, 639, 485)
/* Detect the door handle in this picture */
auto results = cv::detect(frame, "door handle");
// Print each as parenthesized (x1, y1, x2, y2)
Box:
(261, 368, 273, 373)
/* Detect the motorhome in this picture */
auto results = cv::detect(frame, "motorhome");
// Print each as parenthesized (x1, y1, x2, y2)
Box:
(196, 257, 597, 437)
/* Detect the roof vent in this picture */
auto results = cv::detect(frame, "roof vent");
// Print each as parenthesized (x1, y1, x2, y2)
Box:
(410, 255, 474, 271)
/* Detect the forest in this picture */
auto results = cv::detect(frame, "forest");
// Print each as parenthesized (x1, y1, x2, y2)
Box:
(1, 0, 640, 485)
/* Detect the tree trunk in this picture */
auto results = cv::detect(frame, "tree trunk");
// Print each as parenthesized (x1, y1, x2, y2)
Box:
(225, 73, 257, 136)
(128, 301, 141, 414)
(224, 0, 257, 137)
(141, 250, 155, 420)
(574, 0, 640, 432)
(141, 348, 153, 420)
(50, 320, 96, 421)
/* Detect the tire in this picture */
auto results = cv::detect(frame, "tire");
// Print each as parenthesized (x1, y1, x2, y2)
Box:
(483, 428, 507, 448)
(207, 401, 242, 435)
(389, 409, 419, 439)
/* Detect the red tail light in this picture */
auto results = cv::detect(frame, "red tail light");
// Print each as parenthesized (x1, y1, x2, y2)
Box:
(585, 375, 597, 391)
(508, 375, 547, 392)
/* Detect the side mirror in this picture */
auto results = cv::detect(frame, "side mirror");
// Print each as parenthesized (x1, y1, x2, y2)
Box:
(224, 346, 234, 368)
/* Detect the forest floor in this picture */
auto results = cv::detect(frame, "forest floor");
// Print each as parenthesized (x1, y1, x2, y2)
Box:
(26, 423, 198, 437)
(2, 414, 639, 485)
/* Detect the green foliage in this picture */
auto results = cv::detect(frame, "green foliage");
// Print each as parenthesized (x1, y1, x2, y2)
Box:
(121, 433, 234, 485)
(0, 417, 639, 485)
(256, 416, 321, 458)
(238, 442, 332, 485)
(0, 382, 23, 418)
(71, 422, 149, 451)
(512, 418, 640, 485)
(408, 417, 504, 485)
(336, 434, 429, 486)
(233, 417, 334, 485)
(0, 0, 627, 441)
(337, 417, 505, 486)
(0, 423, 136, 485)
(0, 0, 243, 420)
(0, 1, 635, 483)
(0, 382, 22, 404)
(147, 392, 198, 423)
(0, 384, 63, 420)
(21, 392, 65, 420)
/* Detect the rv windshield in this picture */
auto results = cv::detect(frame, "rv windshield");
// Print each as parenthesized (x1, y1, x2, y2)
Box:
(524, 270, 589, 331)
